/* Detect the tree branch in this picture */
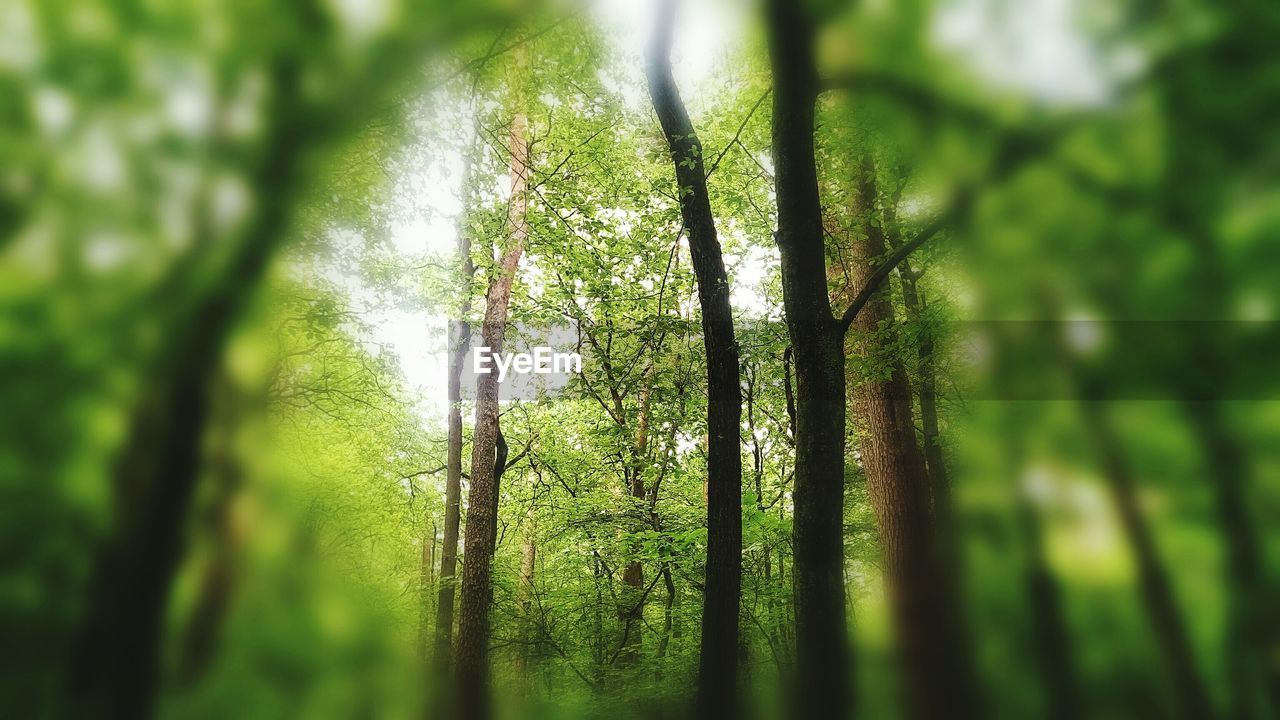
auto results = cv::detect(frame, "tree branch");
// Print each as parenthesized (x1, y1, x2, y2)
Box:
(705, 88, 772, 181)
(837, 203, 957, 336)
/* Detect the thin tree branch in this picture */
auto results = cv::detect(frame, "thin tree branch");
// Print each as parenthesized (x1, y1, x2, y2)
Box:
(705, 88, 772, 181)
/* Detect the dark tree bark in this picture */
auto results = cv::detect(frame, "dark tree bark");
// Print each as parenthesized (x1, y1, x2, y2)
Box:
(645, 1, 744, 713)
(762, 2, 852, 716)
(846, 156, 979, 720)
(455, 107, 528, 720)
(434, 130, 479, 669)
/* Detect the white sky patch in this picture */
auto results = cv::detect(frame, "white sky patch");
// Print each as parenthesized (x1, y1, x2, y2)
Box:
(389, 215, 458, 257)
(933, 0, 1117, 106)
(591, 0, 745, 110)
(727, 241, 777, 318)
(318, 227, 450, 424)
(368, 308, 449, 420)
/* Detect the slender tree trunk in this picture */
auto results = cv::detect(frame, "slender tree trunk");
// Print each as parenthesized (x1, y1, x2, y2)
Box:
(1182, 399, 1275, 719)
(1003, 414, 1081, 720)
(592, 554, 607, 682)
(1160, 24, 1276, 706)
(1018, 494, 1081, 720)
(895, 264, 962, 574)
(656, 566, 677, 665)
(884, 193, 953, 557)
(434, 126, 479, 669)
(646, 2, 744, 713)
(419, 522, 437, 659)
(1079, 399, 1215, 720)
(763, 3, 852, 716)
(619, 364, 655, 663)
(846, 155, 979, 720)
(455, 103, 529, 720)
(515, 513, 537, 686)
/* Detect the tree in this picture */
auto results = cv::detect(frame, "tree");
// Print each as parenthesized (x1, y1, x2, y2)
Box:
(645, 0, 744, 713)
(762, 2, 854, 715)
(455, 72, 530, 720)
(58, 4, 511, 716)
(842, 154, 979, 718)
(435, 120, 480, 669)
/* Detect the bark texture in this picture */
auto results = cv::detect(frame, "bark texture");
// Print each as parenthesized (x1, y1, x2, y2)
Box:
(847, 157, 979, 720)
(455, 106, 528, 720)
(763, 2, 852, 716)
(645, 2, 744, 713)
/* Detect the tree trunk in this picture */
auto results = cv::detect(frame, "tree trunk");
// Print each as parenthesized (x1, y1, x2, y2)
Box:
(762, 2, 852, 716)
(434, 125, 479, 670)
(846, 155, 979, 720)
(455, 104, 529, 720)
(1004, 415, 1081, 720)
(884, 192, 954, 559)
(1158, 22, 1276, 709)
(1018, 494, 1081, 720)
(645, 2, 744, 713)
(619, 363, 655, 663)
(1079, 399, 1215, 720)
(1182, 399, 1275, 719)
(67, 110, 303, 720)
(419, 523, 437, 660)
(515, 512, 537, 685)
(175, 375, 247, 686)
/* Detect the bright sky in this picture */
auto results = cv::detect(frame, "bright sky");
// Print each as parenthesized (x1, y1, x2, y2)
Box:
(325, 0, 1118, 426)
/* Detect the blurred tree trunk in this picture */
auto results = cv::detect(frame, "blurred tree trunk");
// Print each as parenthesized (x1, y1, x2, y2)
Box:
(174, 374, 248, 686)
(67, 106, 303, 719)
(455, 101, 528, 720)
(1078, 399, 1214, 720)
(645, 1, 744, 713)
(1155, 10, 1279, 713)
(1018, 494, 1081, 720)
(434, 125, 479, 670)
(762, 2, 853, 716)
(846, 155, 980, 720)
(1183, 399, 1273, 720)
(1005, 414, 1081, 720)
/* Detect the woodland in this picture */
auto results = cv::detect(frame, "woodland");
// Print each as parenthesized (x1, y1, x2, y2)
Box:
(2, 0, 1279, 719)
